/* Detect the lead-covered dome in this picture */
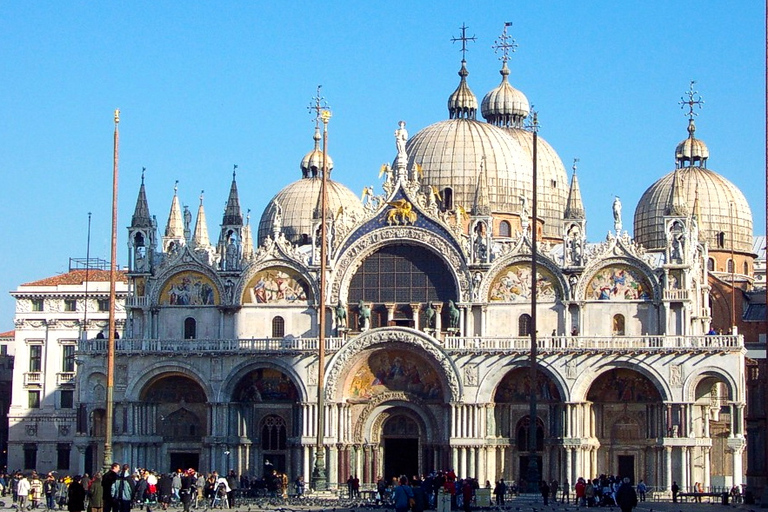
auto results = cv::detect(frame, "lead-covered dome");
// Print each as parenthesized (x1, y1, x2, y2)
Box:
(407, 59, 539, 226)
(634, 121, 753, 252)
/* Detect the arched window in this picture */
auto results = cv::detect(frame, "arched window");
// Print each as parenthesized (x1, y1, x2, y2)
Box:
(743, 261, 749, 275)
(518, 314, 532, 336)
(499, 221, 511, 237)
(613, 314, 625, 336)
(261, 415, 287, 450)
(184, 317, 196, 339)
(716, 232, 726, 248)
(727, 259, 734, 273)
(443, 187, 453, 211)
(271, 316, 285, 338)
(707, 258, 715, 271)
(515, 416, 544, 451)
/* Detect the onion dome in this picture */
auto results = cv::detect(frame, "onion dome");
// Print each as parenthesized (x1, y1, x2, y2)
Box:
(675, 119, 709, 167)
(634, 122, 752, 252)
(258, 129, 363, 246)
(300, 126, 334, 178)
(481, 62, 530, 128)
(448, 60, 478, 120)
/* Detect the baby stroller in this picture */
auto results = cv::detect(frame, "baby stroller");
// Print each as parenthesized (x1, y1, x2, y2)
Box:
(599, 487, 616, 507)
(211, 483, 229, 509)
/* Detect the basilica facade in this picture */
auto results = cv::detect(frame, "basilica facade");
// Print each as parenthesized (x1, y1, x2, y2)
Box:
(70, 45, 754, 494)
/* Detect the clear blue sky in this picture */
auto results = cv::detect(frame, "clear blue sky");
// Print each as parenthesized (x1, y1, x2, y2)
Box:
(0, 2, 764, 326)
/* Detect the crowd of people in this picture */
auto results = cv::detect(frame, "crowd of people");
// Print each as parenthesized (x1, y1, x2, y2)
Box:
(0, 465, 295, 512)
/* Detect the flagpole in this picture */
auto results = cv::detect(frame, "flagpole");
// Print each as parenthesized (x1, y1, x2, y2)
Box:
(103, 109, 119, 470)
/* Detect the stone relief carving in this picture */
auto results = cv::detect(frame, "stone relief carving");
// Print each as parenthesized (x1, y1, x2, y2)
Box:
(351, 390, 439, 444)
(670, 364, 682, 387)
(464, 365, 478, 386)
(26, 424, 38, 437)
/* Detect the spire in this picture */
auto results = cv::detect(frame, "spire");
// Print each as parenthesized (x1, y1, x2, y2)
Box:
(131, 167, 152, 228)
(222, 165, 243, 226)
(241, 209, 254, 259)
(165, 181, 184, 238)
(692, 185, 701, 221)
(666, 167, 689, 217)
(192, 191, 211, 247)
(564, 159, 585, 220)
(473, 156, 491, 215)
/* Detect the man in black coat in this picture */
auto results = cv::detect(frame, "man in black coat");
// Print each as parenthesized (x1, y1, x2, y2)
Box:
(102, 463, 120, 512)
(615, 478, 638, 512)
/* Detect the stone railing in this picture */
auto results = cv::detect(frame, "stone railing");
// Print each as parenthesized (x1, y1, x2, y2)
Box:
(56, 371, 76, 385)
(443, 334, 743, 351)
(24, 371, 42, 385)
(78, 333, 742, 355)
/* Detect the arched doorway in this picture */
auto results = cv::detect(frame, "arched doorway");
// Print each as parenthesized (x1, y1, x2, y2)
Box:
(141, 374, 207, 472)
(382, 413, 421, 481)
(493, 367, 562, 484)
(232, 368, 300, 477)
(586, 368, 662, 480)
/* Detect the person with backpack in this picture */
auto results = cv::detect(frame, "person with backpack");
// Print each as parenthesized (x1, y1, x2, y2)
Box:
(393, 476, 414, 512)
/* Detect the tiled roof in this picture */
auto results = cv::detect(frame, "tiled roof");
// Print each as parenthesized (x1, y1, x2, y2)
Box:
(21, 269, 127, 286)
(0, 330, 14, 338)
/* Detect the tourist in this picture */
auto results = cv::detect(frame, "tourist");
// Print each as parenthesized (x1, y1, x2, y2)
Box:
(671, 481, 679, 503)
(494, 479, 506, 506)
(393, 476, 414, 512)
(635, 480, 646, 502)
(67, 476, 87, 512)
(615, 478, 638, 512)
(539, 480, 550, 505)
(89, 474, 104, 512)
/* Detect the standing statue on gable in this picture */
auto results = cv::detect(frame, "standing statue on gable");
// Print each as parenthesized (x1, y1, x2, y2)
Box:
(613, 196, 622, 232)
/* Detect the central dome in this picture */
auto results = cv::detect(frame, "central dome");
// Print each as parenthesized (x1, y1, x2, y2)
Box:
(406, 118, 532, 215)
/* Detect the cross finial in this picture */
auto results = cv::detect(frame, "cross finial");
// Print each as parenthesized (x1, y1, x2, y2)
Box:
(200, 190, 204, 205)
(174, 180, 179, 194)
(679, 80, 704, 121)
(308, 85, 331, 127)
(141, 167, 146, 184)
(525, 106, 539, 133)
(233, 164, 238, 180)
(572, 158, 579, 173)
(492, 22, 517, 63)
(451, 23, 477, 61)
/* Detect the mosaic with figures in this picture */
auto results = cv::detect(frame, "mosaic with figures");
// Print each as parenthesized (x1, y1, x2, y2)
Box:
(586, 264, 651, 301)
(233, 369, 299, 402)
(489, 264, 558, 302)
(587, 369, 662, 402)
(160, 272, 219, 306)
(346, 349, 443, 402)
(494, 369, 561, 403)
(243, 267, 310, 304)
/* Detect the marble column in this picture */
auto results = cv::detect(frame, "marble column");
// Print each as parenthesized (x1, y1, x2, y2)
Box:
(664, 446, 672, 490)
(411, 303, 421, 330)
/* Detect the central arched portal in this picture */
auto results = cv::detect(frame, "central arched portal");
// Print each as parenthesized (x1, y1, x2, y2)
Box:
(381, 412, 421, 481)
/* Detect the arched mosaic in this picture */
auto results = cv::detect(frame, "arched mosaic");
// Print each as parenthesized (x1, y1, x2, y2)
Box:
(243, 267, 311, 304)
(141, 375, 207, 403)
(345, 348, 444, 402)
(159, 271, 219, 306)
(586, 264, 651, 301)
(586, 369, 662, 402)
(488, 264, 560, 302)
(232, 368, 299, 402)
(494, 368, 562, 403)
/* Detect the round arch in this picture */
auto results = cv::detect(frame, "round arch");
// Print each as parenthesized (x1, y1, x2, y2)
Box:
(482, 253, 568, 304)
(220, 358, 309, 403)
(325, 327, 462, 403)
(237, 259, 316, 307)
(571, 358, 671, 402)
(577, 256, 660, 302)
(125, 362, 213, 402)
(352, 392, 440, 445)
(476, 358, 569, 403)
(683, 366, 741, 404)
(151, 263, 224, 306)
(331, 226, 470, 304)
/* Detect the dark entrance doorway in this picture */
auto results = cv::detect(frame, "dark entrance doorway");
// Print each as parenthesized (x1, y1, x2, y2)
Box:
(617, 455, 635, 483)
(384, 438, 418, 481)
(170, 452, 199, 473)
(518, 456, 543, 486)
